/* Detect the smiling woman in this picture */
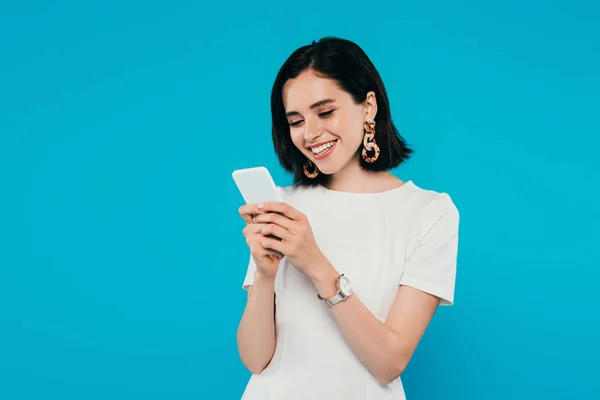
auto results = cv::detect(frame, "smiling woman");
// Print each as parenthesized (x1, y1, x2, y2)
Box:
(269, 37, 413, 189)
(235, 37, 460, 400)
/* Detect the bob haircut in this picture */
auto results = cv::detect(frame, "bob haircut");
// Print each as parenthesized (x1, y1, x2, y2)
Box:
(270, 36, 413, 187)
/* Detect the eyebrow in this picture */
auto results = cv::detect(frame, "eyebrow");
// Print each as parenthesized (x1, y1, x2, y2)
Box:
(285, 99, 335, 118)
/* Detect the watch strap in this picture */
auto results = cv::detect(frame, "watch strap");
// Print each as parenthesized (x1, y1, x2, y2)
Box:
(317, 274, 348, 308)
(321, 292, 345, 308)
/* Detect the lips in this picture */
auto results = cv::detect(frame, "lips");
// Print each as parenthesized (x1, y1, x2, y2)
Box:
(308, 140, 337, 154)
(309, 139, 338, 160)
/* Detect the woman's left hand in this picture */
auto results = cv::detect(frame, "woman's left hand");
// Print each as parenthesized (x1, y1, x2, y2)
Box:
(253, 202, 326, 277)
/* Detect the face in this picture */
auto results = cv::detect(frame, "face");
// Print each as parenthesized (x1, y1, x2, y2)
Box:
(282, 69, 377, 176)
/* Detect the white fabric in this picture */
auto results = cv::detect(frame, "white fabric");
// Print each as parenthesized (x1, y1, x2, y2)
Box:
(240, 180, 459, 400)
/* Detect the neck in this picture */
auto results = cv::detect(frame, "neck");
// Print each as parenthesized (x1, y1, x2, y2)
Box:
(325, 157, 404, 193)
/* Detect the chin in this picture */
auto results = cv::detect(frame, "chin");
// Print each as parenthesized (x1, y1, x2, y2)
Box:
(313, 158, 345, 176)
(305, 143, 353, 175)
(315, 166, 337, 175)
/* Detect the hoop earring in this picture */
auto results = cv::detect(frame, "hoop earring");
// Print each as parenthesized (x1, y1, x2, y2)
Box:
(303, 160, 319, 178)
(362, 120, 380, 163)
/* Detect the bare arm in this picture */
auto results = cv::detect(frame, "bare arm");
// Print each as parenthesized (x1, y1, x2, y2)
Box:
(236, 204, 282, 374)
(236, 272, 277, 374)
(310, 264, 439, 385)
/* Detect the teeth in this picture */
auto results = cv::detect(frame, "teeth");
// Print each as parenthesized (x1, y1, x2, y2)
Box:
(310, 141, 336, 154)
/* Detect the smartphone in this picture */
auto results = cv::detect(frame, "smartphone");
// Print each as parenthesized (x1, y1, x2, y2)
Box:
(232, 166, 282, 205)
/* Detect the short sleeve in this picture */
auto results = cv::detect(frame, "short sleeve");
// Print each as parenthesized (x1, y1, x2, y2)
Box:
(400, 193, 460, 306)
(242, 255, 257, 290)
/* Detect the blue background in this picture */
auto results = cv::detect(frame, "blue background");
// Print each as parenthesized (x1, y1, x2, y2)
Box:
(1, 1, 598, 399)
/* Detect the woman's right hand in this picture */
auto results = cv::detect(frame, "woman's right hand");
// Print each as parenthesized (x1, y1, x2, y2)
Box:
(239, 204, 283, 279)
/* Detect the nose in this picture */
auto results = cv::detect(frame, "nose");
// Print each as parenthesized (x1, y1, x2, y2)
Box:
(303, 118, 323, 142)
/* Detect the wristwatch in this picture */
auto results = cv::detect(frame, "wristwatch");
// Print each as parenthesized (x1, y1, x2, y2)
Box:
(317, 274, 353, 308)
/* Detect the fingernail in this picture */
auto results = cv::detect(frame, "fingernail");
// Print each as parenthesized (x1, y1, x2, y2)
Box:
(257, 204, 264, 209)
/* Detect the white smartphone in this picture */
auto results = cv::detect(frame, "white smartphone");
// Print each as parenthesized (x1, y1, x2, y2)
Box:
(232, 166, 282, 205)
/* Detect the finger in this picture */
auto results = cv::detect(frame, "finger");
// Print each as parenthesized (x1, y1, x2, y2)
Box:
(250, 243, 283, 258)
(239, 204, 265, 223)
(253, 212, 295, 230)
(257, 202, 303, 221)
(261, 223, 292, 242)
(242, 223, 267, 236)
(253, 248, 283, 259)
(261, 237, 288, 254)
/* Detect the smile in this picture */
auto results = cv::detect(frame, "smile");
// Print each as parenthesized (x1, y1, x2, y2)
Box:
(309, 140, 337, 155)
(308, 139, 338, 161)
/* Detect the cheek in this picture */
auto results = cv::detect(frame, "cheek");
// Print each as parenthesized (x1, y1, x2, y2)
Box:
(331, 117, 363, 146)
(290, 129, 308, 153)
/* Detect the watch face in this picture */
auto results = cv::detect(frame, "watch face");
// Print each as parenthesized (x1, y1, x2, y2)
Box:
(338, 276, 353, 296)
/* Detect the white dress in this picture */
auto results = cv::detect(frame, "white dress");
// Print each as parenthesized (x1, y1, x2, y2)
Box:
(240, 180, 460, 400)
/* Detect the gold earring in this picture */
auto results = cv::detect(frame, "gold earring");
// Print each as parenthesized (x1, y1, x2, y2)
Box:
(362, 120, 380, 163)
(303, 160, 319, 178)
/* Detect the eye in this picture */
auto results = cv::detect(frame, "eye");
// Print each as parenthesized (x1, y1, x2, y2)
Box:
(289, 119, 303, 127)
(319, 110, 335, 118)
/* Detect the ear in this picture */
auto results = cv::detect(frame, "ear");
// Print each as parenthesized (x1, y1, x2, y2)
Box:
(364, 91, 378, 121)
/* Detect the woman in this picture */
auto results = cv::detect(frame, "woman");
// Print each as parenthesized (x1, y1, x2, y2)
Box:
(236, 37, 460, 399)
